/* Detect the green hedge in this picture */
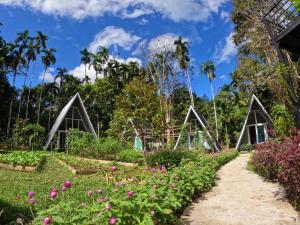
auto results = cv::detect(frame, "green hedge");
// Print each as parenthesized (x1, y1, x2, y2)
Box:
(0, 151, 44, 166)
(33, 150, 238, 225)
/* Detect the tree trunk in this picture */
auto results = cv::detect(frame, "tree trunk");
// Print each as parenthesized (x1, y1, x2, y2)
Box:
(293, 105, 300, 130)
(17, 64, 30, 119)
(210, 81, 219, 141)
(48, 99, 52, 130)
(25, 81, 32, 120)
(185, 69, 194, 106)
(7, 70, 17, 135)
(37, 67, 47, 124)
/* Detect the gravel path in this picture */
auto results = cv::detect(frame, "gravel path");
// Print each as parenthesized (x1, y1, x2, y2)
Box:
(180, 154, 300, 225)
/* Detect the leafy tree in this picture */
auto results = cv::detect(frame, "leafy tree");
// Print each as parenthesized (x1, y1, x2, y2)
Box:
(80, 48, 91, 83)
(271, 104, 295, 136)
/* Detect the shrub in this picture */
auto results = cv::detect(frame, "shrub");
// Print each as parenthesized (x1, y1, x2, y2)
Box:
(67, 129, 95, 155)
(146, 150, 191, 168)
(32, 150, 238, 225)
(271, 104, 295, 136)
(251, 131, 300, 208)
(239, 144, 254, 152)
(116, 149, 144, 165)
(0, 151, 44, 166)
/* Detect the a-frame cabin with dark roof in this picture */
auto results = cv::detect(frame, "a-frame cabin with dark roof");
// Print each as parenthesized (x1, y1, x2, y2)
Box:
(44, 93, 97, 150)
(235, 95, 274, 150)
(174, 105, 222, 152)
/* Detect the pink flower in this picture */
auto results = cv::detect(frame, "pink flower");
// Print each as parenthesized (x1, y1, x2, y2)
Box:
(28, 198, 35, 205)
(62, 186, 67, 192)
(109, 216, 117, 224)
(15, 195, 20, 200)
(111, 166, 118, 172)
(64, 181, 72, 188)
(106, 204, 112, 211)
(49, 191, 57, 199)
(150, 210, 155, 216)
(87, 190, 93, 197)
(127, 191, 134, 198)
(97, 197, 103, 203)
(51, 188, 58, 192)
(152, 184, 158, 189)
(27, 192, 34, 198)
(43, 217, 52, 225)
(97, 189, 103, 194)
(160, 165, 166, 173)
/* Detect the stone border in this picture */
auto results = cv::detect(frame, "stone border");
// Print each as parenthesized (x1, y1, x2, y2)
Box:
(0, 157, 45, 172)
(57, 159, 78, 174)
(77, 157, 138, 167)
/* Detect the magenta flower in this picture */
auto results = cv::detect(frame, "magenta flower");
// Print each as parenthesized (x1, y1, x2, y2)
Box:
(51, 188, 58, 192)
(49, 191, 57, 199)
(150, 210, 155, 216)
(64, 181, 72, 188)
(87, 190, 93, 197)
(27, 192, 34, 198)
(127, 191, 134, 198)
(106, 204, 112, 211)
(62, 186, 67, 192)
(43, 217, 52, 225)
(97, 197, 103, 203)
(28, 198, 35, 205)
(160, 165, 166, 173)
(109, 216, 117, 224)
(111, 166, 118, 172)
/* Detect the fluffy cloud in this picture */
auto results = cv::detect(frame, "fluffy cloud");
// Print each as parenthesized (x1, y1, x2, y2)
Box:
(0, 0, 228, 22)
(88, 26, 141, 53)
(39, 67, 55, 83)
(220, 10, 230, 23)
(148, 33, 189, 56)
(214, 32, 237, 64)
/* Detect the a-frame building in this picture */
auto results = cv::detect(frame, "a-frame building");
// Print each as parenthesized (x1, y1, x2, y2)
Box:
(235, 94, 274, 150)
(174, 105, 222, 152)
(44, 93, 97, 150)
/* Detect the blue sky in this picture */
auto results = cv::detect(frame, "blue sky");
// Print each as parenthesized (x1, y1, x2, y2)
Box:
(0, 0, 237, 98)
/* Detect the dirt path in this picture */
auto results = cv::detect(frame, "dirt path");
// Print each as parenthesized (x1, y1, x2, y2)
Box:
(180, 154, 300, 225)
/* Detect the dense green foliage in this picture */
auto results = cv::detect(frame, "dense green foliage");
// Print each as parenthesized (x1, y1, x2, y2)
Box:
(67, 129, 143, 164)
(271, 104, 295, 136)
(251, 132, 300, 209)
(0, 151, 43, 166)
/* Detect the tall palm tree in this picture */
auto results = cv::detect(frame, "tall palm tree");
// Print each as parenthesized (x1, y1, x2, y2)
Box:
(80, 48, 91, 83)
(25, 32, 48, 119)
(6, 42, 26, 134)
(200, 60, 218, 141)
(55, 67, 68, 88)
(91, 47, 109, 79)
(174, 36, 194, 106)
(37, 48, 56, 124)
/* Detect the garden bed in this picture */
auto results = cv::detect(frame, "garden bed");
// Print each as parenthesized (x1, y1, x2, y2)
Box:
(0, 151, 44, 172)
(55, 154, 139, 175)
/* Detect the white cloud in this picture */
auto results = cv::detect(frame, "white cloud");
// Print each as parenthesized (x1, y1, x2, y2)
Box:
(220, 10, 230, 23)
(219, 74, 227, 81)
(70, 64, 98, 82)
(148, 33, 188, 55)
(88, 26, 141, 53)
(0, 0, 228, 22)
(39, 67, 55, 83)
(214, 32, 237, 64)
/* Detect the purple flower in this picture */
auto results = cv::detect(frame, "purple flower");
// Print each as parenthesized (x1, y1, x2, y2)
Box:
(27, 192, 34, 198)
(109, 216, 117, 225)
(43, 217, 52, 225)
(111, 166, 118, 172)
(51, 188, 58, 192)
(64, 181, 72, 188)
(127, 191, 134, 198)
(106, 204, 112, 211)
(49, 191, 57, 199)
(97, 197, 103, 203)
(28, 198, 35, 205)
(161, 165, 166, 173)
(62, 186, 67, 192)
(87, 190, 93, 197)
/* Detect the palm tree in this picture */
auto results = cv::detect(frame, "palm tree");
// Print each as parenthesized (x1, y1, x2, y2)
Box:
(6, 42, 26, 134)
(80, 48, 91, 83)
(200, 60, 218, 141)
(174, 36, 194, 106)
(91, 47, 109, 79)
(25, 32, 48, 120)
(55, 67, 68, 88)
(37, 48, 56, 124)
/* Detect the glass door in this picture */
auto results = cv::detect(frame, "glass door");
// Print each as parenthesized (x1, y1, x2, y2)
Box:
(257, 125, 266, 143)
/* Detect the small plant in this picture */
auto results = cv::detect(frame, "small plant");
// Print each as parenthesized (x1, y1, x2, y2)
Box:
(0, 151, 44, 166)
(239, 144, 253, 152)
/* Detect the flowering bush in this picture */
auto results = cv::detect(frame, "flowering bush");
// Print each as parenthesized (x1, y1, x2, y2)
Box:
(31, 151, 238, 225)
(251, 130, 300, 209)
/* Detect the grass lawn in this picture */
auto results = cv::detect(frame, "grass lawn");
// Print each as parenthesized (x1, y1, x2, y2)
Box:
(0, 154, 144, 224)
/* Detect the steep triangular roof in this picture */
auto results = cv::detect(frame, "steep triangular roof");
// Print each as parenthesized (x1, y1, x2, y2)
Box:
(235, 94, 273, 150)
(44, 93, 97, 150)
(174, 105, 222, 151)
